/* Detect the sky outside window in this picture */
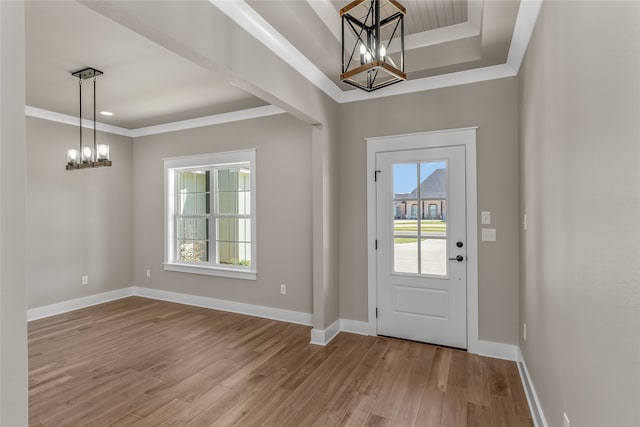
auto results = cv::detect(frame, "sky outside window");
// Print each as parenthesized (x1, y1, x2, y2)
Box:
(393, 161, 446, 195)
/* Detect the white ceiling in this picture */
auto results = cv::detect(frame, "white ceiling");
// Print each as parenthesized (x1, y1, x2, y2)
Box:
(250, 0, 519, 86)
(26, 0, 525, 130)
(332, 0, 468, 34)
(25, 1, 267, 129)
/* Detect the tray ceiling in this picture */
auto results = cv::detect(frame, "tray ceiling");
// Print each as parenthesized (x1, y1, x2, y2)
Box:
(26, 0, 524, 130)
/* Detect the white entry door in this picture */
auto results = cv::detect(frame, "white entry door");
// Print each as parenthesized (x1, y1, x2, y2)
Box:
(376, 145, 467, 348)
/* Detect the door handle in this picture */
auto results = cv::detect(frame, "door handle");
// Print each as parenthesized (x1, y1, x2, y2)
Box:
(448, 255, 464, 262)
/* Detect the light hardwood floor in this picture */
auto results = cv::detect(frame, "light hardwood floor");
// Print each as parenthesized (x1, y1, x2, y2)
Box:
(28, 297, 532, 427)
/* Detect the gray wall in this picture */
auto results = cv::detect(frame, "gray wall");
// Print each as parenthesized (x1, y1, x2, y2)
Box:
(339, 78, 520, 345)
(86, 0, 341, 331)
(1, 1, 28, 424)
(132, 113, 314, 315)
(519, 2, 640, 426)
(26, 118, 134, 308)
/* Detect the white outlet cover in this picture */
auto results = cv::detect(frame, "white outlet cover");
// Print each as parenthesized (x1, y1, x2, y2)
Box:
(481, 228, 496, 242)
(481, 211, 491, 224)
(523, 323, 527, 342)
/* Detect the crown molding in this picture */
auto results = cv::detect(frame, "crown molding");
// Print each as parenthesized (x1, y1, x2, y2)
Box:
(25, 106, 132, 137)
(25, 105, 286, 138)
(214, 0, 542, 104)
(340, 64, 517, 103)
(130, 105, 285, 137)
(27, 0, 542, 137)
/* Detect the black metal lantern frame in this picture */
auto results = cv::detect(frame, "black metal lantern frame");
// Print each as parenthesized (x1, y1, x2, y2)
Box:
(340, 0, 406, 92)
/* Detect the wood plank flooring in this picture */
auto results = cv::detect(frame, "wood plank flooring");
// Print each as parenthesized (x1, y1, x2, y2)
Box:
(28, 297, 532, 427)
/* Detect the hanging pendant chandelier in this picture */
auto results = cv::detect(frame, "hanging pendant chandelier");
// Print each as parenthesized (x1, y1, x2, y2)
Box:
(66, 67, 111, 170)
(340, 0, 406, 92)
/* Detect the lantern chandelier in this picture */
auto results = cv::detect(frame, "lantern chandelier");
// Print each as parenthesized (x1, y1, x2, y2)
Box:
(340, 0, 406, 91)
(66, 67, 111, 170)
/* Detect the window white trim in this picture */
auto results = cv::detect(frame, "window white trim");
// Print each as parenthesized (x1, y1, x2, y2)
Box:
(164, 149, 257, 279)
(163, 263, 256, 280)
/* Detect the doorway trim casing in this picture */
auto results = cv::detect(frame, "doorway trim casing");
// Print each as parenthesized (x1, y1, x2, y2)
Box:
(365, 127, 479, 354)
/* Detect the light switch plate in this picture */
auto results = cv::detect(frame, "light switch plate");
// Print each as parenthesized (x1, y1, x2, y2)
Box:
(481, 228, 496, 242)
(481, 211, 491, 224)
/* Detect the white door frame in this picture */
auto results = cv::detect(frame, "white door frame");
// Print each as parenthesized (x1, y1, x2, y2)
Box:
(366, 127, 479, 353)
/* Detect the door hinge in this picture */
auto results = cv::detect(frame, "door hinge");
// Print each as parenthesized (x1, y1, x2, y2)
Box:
(375, 239, 378, 250)
(374, 170, 381, 181)
(376, 307, 378, 318)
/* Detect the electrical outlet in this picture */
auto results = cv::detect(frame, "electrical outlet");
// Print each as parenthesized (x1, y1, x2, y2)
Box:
(81, 276, 89, 286)
(481, 211, 491, 224)
(481, 228, 496, 242)
(146, 269, 151, 279)
(523, 323, 527, 342)
(563, 412, 570, 427)
(523, 214, 528, 230)
(280, 284, 287, 295)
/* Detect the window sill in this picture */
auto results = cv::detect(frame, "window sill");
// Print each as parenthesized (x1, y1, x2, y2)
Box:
(163, 263, 257, 281)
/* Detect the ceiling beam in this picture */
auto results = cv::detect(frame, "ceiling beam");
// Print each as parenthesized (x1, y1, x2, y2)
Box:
(81, 0, 542, 106)
(506, 0, 544, 73)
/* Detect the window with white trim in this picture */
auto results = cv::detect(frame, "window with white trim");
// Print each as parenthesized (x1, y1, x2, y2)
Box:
(164, 150, 256, 280)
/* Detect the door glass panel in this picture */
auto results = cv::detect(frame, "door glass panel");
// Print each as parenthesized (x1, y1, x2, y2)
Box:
(394, 237, 419, 274)
(419, 161, 448, 276)
(393, 163, 418, 274)
(391, 161, 450, 276)
(420, 237, 447, 276)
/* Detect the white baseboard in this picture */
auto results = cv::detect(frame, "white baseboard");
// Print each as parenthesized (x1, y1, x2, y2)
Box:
(310, 319, 341, 346)
(339, 318, 371, 336)
(518, 347, 549, 427)
(474, 339, 519, 361)
(27, 287, 134, 321)
(330, 325, 519, 362)
(26, 286, 312, 327)
(132, 286, 312, 326)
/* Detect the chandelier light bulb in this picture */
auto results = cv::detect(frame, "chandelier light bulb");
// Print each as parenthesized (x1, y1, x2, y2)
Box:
(380, 45, 386, 59)
(82, 146, 93, 163)
(365, 52, 372, 62)
(67, 148, 78, 165)
(359, 43, 366, 55)
(97, 144, 110, 161)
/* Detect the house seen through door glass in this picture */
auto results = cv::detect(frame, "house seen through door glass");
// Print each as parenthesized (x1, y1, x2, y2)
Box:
(392, 161, 448, 276)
